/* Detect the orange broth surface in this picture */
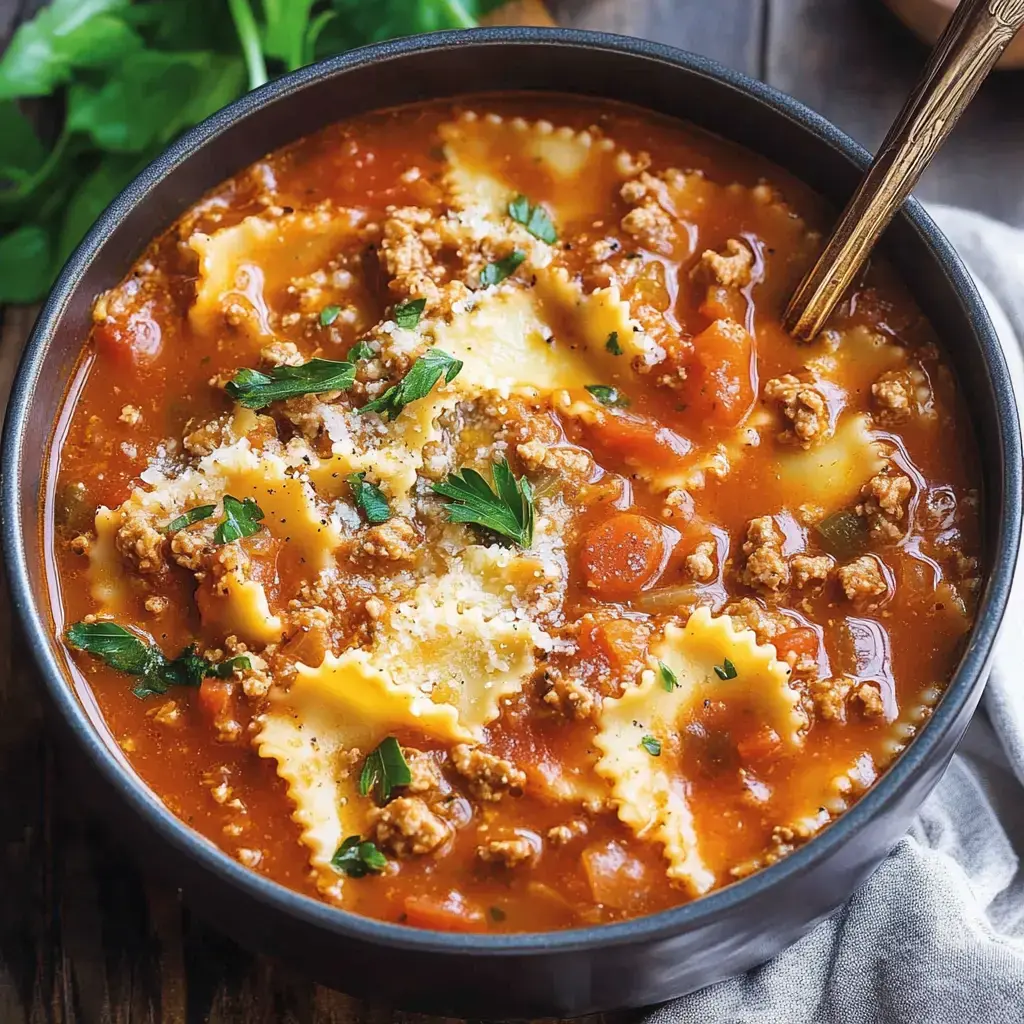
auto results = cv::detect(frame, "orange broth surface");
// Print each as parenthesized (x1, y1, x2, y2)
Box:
(47, 95, 982, 933)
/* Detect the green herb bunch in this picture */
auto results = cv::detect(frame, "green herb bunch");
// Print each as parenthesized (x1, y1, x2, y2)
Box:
(0, 0, 503, 303)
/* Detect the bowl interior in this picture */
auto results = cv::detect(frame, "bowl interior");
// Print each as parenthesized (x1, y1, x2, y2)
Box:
(3, 27, 1020, 962)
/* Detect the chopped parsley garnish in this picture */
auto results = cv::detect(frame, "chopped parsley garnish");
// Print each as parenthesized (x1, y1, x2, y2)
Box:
(359, 348, 462, 421)
(394, 298, 426, 330)
(605, 331, 623, 356)
(319, 305, 342, 327)
(65, 622, 250, 700)
(358, 737, 412, 804)
(714, 658, 738, 681)
(586, 384, 630, 408)
(432, 457, 534, 548)
(658, 661, 679, 692)
(224, 358, 355, 409)
(331, 835, 387, 878)
(213, 495, 264, 545)
(479, 250, 526, 287)
(165, 504, 216, 533)
(347, 340, 375, 361)
(348, 472, 391, 524)
(508, 195, 557, 244)
(641, 735, 662, 757)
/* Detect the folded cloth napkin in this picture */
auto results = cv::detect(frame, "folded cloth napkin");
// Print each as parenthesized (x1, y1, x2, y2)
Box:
(648, 205, 1024, 1024)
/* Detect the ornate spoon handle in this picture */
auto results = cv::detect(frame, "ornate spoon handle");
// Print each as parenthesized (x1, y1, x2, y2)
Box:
(783, 0, 1024, 341)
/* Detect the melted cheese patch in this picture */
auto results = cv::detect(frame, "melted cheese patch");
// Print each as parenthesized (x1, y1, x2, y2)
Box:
(774, 413, 885, 509)
(595, 608, 805, 892)
(306, 389, 459, 507)
(373, 583, 544, 737)
(188, 206, 361, 340)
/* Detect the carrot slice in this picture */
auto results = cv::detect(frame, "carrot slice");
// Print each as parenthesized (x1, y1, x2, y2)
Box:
(684, 318, 754, 427)
(198, 678, 234, 721)
(403, 892, 486, 933)
(579, 513, 667, 601)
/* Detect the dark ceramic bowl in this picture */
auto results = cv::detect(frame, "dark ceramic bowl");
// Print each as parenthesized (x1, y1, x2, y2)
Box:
(2, 27, 1020, 1018)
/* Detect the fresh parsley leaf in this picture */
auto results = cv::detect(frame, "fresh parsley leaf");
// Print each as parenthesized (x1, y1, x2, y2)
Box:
(165, 504, 216, 533)
(479, 250, 526, 287)
(319, 304, 341, 326)
(358, 737, 412, 804)
(358, 348, 462, 421)
(489, 905, 507, 922)
(66, 50, 245, 154)
(641, 735, 662, 757)
(259, 0, 318, 71)
(432, 458, 534, 548)
(605, 331, 622, 356)
(394, 298, 425, 330)
(0, 0, 506, 303)
(0, 0, 142, 101)
(586, 384, 630, 408)
(330, 835, 387, 878)
(347, 340, 375, 361)
(65, 622, 250, 700)
(66, 621, 162, 677)
(0, 225, 53, 304)
(507, 194, 557, 244)
(714, 658, 738, 681)
(658, 661, 679, 692)
(213, 495, 264, 545)
(348, 472, 391, 524)
(224, 358, 355, 409)
(56, 152, 149, 262)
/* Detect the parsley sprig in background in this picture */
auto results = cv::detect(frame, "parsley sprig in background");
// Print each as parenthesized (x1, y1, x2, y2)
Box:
(0, 0, 503, 304)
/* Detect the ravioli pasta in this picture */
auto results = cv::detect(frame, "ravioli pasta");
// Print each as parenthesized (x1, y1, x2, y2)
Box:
(53, 96, 982, 932)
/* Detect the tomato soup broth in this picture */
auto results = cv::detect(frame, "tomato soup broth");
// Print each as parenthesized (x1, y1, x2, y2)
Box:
(48, 96, 982, 933)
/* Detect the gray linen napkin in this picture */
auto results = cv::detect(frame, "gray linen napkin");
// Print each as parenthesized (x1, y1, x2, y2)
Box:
(648, 205, 1024, 1024)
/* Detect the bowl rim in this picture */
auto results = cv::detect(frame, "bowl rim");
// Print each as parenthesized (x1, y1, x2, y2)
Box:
(2, 25, 1020, 956)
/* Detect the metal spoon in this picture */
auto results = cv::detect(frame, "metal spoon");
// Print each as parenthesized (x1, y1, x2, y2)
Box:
(783, 0, 1024, 341)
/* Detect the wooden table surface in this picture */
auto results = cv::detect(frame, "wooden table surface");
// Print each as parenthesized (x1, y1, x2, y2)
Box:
(1, 2, 1022, 1022)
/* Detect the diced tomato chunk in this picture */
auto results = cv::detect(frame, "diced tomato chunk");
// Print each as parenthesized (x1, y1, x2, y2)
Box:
(773, 626, 819, 663)
(402, 892, 486, 932)
(93, 310, 163, 366)
(587, 411, 691, 470)
(198, 678, 234, 721)
(683, 318, 754, 427)
(579, 513, 667, 601)
(585, 614, 647, 671)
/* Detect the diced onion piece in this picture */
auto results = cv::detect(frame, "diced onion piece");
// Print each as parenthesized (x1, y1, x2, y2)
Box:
(581, 839, 650, 910)
(632, 584, 700, 614)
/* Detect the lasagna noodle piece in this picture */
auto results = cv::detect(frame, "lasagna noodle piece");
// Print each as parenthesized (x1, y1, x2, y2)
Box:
(774, 413, 885, 509)
(188, 205, 363, 340)
(89, 441, 342, 642)
(255, 650, 469, 881)
(594, 607, 806, 894)
(439, 111, 639, 225)
(430, 266, 657, 397)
